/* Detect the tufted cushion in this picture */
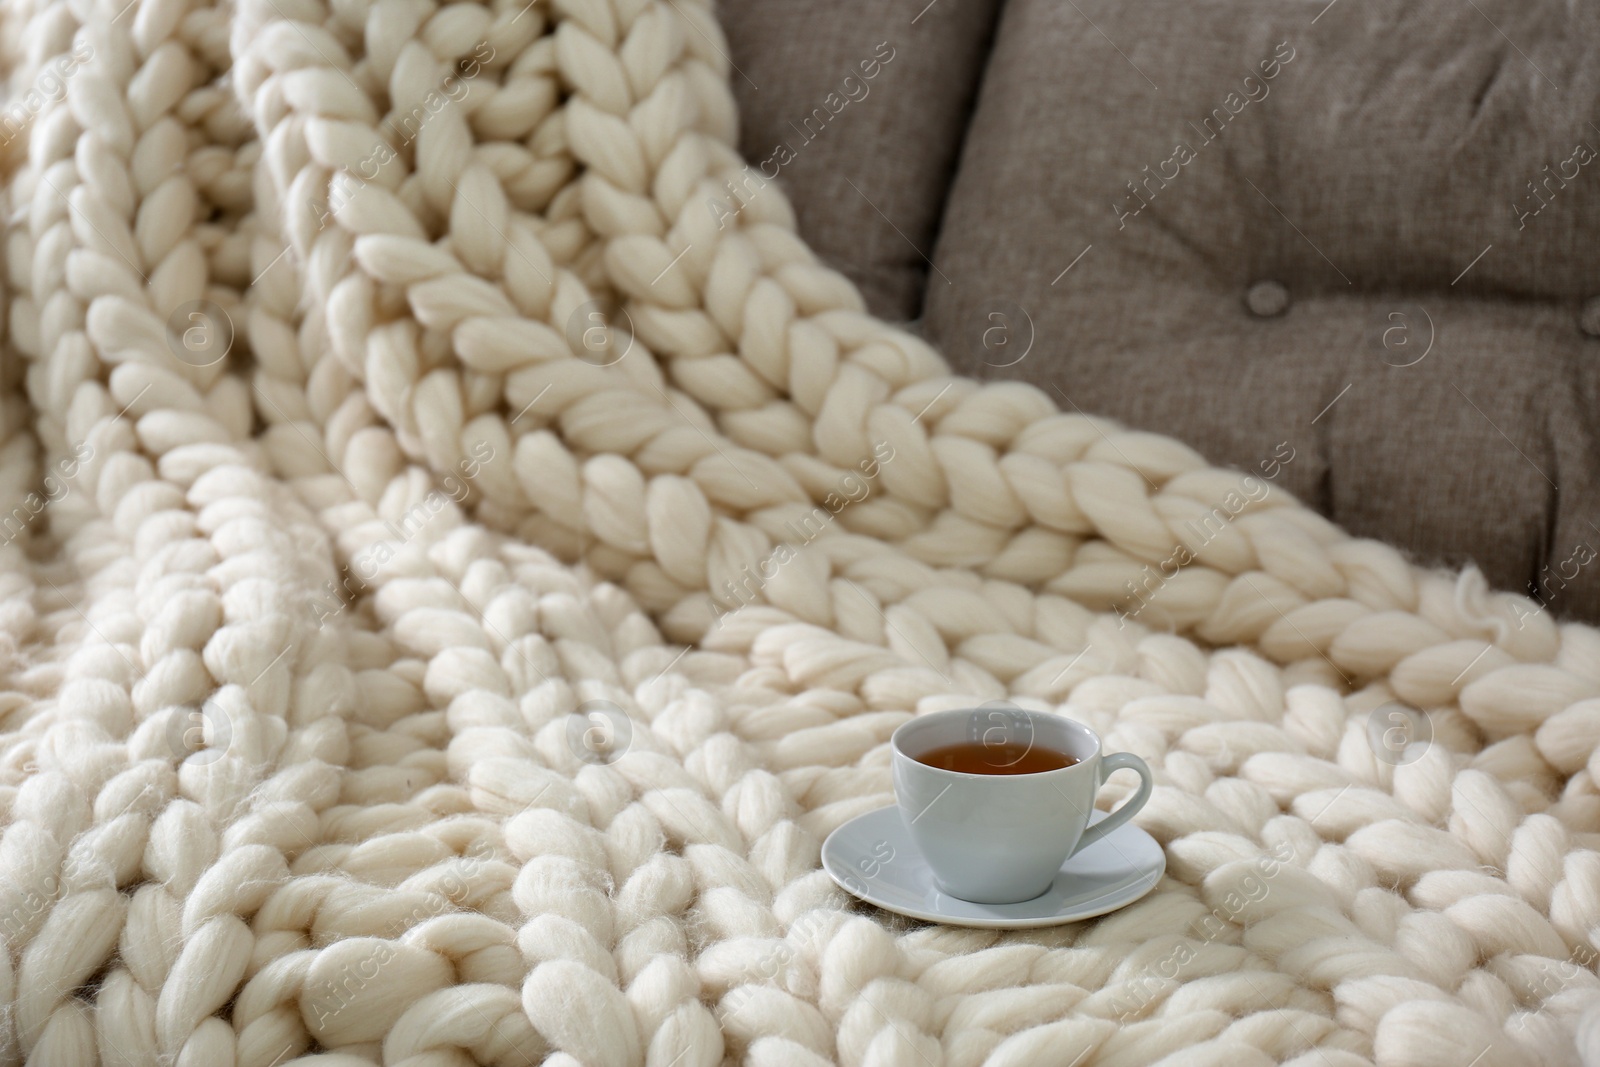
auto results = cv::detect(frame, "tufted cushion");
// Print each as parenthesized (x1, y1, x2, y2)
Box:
(924, 0, 1600, 620)
(720, 0, 1002, 321)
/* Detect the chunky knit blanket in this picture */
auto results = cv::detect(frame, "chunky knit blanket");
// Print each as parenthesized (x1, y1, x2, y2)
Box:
(1, 0, 1599, 1063)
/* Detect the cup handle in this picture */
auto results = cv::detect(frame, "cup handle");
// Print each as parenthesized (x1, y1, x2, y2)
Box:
(1069, 752, 1153, 857)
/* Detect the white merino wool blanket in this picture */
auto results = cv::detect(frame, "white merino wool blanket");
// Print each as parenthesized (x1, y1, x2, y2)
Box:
(0, 0, 1598, 1063)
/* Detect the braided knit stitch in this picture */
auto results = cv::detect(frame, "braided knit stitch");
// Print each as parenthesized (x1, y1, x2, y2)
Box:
(0, 0, 1597, 1062)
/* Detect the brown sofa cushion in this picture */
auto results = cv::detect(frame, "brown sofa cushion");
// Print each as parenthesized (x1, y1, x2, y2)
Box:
(924, 0, 1600, 620)
(720, 0, 1002, 321)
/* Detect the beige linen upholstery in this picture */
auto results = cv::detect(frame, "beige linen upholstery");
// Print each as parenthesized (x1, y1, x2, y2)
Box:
(720, 0, 1003, 321)
(728, 0, 1600, 620)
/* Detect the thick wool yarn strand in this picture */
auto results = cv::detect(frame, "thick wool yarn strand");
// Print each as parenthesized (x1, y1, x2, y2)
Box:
(0, 0, 1597, 1063)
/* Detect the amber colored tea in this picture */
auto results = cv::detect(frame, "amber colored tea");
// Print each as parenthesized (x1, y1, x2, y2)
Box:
(913, 741, 1078, 775)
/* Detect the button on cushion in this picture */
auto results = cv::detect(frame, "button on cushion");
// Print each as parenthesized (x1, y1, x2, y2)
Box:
(1247, 281, 1290, 318)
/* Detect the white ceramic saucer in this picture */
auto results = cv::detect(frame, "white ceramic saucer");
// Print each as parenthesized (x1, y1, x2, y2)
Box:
(820, 806, 1166, 929)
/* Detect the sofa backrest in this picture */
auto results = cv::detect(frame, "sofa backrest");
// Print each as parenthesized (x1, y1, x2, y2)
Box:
(724, 0, 1600, 621)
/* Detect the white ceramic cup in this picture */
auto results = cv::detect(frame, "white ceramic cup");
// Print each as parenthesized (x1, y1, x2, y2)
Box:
(890, 706, 1154, 904)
